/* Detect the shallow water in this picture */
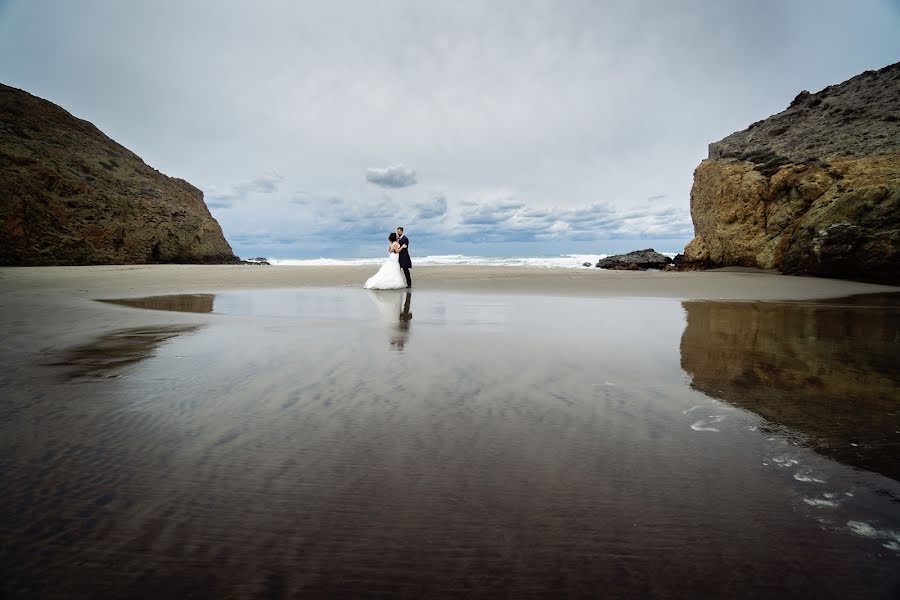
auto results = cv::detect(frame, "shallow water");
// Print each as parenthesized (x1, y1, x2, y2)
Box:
(2, 289, 899, 598)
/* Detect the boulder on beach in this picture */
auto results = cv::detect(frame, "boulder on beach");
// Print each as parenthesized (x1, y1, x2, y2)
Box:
(595, 249, 672, 270)
(0, 83, 239, 265)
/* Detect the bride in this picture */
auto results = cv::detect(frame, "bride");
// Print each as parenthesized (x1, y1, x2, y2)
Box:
(364, 233, 408, 289)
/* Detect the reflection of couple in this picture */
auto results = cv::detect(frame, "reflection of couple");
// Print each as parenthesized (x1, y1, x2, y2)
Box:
(368, 289, 413, 350)
(393, 292, 413, 350)
(364, 227, 412, 289)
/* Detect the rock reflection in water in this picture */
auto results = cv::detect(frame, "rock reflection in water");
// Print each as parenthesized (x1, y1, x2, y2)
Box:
(100, 294, 215, 313)
(49, 325, 202, 379)
(680, 294, 900, 480)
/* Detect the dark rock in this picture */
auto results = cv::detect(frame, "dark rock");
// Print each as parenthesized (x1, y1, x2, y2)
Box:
(606, 262, 642, 271)
(582, 262, 592, 267)
(0, 83, 238, 265)
(706, 61, 900, 164)
(595, 249, 672, 270)
(789, 90, 811, 108)
(670, 252, 706, 272)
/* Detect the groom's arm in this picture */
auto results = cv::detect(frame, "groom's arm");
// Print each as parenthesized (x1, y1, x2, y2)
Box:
(399, 237, 408, 250)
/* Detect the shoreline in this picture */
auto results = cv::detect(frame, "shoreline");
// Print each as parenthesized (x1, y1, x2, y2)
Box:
(2, 265, 896, 355)
(2, 264, 897, 300)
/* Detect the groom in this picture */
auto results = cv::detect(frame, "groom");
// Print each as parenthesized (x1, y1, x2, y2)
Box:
(396, 226, 412, 288)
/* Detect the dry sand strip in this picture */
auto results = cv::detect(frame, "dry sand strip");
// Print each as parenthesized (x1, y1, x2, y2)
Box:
(2, 264, 898, 300)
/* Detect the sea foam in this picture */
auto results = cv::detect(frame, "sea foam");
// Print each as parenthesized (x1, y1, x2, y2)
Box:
(265, 253, 678, 269)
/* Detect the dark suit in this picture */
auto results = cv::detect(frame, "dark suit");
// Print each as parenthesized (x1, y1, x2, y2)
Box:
(398, 235, 412, 287)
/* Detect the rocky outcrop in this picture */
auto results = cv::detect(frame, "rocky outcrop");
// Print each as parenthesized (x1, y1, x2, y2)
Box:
(683, 62, 900, 283)
(595, 248, 671, 270)
(680, 295, 900, 481)
(0, 84, 238, 265)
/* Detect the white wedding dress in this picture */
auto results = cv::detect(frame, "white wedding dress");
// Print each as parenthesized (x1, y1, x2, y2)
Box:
(364, 252, 407, 289)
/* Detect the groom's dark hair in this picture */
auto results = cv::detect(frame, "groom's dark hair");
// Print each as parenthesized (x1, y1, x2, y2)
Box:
(396, 227, 404, 232)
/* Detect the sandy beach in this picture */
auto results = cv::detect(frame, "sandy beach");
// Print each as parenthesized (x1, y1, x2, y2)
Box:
(5, 263, 899, 298)
(0, 264, 893, 354)
(1, 264, 896, 351)
(2, 266, 900, 597)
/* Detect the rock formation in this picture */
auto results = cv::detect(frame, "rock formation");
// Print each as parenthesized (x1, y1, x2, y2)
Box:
(0, 84, 238, 265)
(595, 248, 671, 270)
(683, 62, 900, 283)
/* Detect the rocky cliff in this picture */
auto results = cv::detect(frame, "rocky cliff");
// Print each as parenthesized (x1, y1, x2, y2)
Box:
(0, 84, 238, 265)
(683, 62, 900, 283)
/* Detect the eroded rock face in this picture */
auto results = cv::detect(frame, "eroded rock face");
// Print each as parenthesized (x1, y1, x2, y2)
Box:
(683, 62, 900, 283)
(0, 84, 238, 265)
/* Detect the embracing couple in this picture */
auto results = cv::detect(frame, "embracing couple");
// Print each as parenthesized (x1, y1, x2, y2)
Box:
(364, 227, 412, 290)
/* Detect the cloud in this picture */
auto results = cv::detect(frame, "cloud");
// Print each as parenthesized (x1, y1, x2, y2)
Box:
(412, 195, 448, 220)
(452, 197, 693, 243)
(289, 190, 312, 205)
(5, 1, 897, 258)
(229, 231, 285, 244)
(204, 199, 233, 209)
(213, 175, 693, 256)
(308, 195, 398, 238)
(458, 198, 525, 226)
(293, 189, 448, 231)
(205, 170, 284, 207)
(365, 164, 417, 188)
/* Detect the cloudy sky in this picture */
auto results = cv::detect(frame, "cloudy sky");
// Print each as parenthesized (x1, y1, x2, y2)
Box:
(2, 1, 899, 258)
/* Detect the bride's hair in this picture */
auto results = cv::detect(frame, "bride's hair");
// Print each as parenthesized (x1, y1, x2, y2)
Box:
(388, 233, 398, 242)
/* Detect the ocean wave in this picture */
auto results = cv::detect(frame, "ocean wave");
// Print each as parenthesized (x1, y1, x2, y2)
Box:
(265, 253, 678, 269)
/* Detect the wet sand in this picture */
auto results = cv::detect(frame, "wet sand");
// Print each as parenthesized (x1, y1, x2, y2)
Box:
(2, 264, 895, 355)
(3, 263, 897, 299)
(1, 268, 899, 598)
